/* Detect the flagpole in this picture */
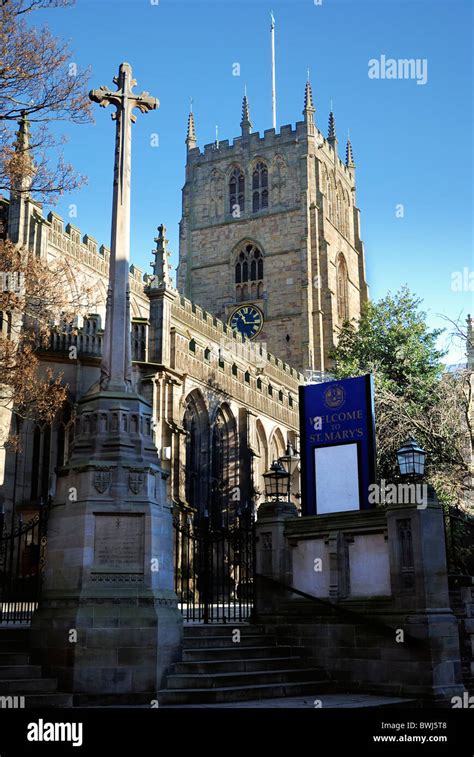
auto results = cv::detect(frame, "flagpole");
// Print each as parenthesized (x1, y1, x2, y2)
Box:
(271, 11, 276, 130)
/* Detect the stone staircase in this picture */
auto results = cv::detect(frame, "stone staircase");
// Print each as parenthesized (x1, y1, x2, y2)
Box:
(158, 623, 332, 705)
(0, 627, 72, 708)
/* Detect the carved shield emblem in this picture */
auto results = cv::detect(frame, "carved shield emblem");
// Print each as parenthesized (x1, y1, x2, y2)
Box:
(93, 469, 110, 494)
(128, 470, 144, 495)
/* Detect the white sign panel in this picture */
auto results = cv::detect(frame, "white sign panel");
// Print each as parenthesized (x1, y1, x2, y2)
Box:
(314, 443, 360, 514)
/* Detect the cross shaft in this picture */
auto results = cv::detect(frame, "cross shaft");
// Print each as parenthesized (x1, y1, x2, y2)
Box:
(89, 63, 158, 392)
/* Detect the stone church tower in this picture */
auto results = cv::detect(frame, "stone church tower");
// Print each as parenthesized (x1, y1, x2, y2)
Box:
(177, 81, 369, 373)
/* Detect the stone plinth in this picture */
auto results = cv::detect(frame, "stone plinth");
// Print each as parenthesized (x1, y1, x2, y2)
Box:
(30, 388, 182, 704)
(254, 499, 298, 618)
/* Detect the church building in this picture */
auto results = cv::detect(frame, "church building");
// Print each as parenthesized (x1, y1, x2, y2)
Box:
(0, 81, 369, 528)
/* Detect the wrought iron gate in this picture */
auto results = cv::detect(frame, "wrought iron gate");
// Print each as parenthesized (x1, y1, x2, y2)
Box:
(173, 509, 255, 623)
(0, 504, 49, 624)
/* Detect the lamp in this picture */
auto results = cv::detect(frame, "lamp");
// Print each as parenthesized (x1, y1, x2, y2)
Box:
(279, 442, 300, 477)
(396, 438, 426, 479)
(278, 442, 300, 502)
(263, 460, 290, 502)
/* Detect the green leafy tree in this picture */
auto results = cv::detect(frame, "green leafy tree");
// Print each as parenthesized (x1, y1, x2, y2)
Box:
(330, 287, 472, 506)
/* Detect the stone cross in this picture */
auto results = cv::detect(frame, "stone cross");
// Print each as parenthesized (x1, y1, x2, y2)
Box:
(89, 62, 158, 391)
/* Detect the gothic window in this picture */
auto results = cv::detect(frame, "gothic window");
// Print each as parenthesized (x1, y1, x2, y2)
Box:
(254, 420, 268, 507)
(131, 320, 147, 361)
(272, 155, 287, 204)
(326, 174, 335, 224)
(210, 406, 238, 528)
(336, 185, 343, 231)
(252, 162, 268, 212)
(30, 423, 51, 503)
(229, 167, 245, 215)
(183, 391, 209, 516)
(56, 404, 73, 469)
(269, 428, 285, 464)
(235, 242, 264, 302)
(336, 253, 349, 324)
(344, 191, 350, 238)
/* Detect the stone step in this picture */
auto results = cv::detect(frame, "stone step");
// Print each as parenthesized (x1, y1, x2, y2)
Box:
(0, 640, 29, 652)
(0, 677, 58, 694)
(183, 634, 278, 649)
(0, 652, 30, 666)
(0, 628, 30, 640)
(182, 645, 301, 661)
(0, 692, 73, 708)
(0, 665, 42, 679)
(158, 680, 332, 705)
(183, 624, 264, 637)
(166, 667, 326, 690)
(173, 656, 305, 675)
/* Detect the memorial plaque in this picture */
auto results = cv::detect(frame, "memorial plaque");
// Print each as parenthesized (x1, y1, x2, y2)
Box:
(93, 514, 144, 573)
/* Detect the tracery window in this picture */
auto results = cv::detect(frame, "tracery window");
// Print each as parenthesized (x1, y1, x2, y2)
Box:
(229, 168, 245, 215)
(235, 242, 264, 301)
(252, 162, 268, 212)
(336, 253, 349, 324)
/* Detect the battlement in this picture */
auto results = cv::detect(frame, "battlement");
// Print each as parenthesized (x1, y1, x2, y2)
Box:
(189, 120, 353, 179)
(45, 210, 147, 300)
(195, 121, 305, 161)
(172, 292, 305, 388)
(47, 211, 111, 271)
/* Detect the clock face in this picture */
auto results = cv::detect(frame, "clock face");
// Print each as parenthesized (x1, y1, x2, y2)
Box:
(229, 305, 264, 340)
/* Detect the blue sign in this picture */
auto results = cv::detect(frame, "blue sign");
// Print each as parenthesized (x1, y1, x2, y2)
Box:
(299, 375, 376, 515)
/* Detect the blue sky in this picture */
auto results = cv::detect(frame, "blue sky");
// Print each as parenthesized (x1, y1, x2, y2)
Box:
(33, 0, 473, 364)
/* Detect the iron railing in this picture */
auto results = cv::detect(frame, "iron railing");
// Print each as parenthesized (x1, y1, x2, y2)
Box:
(173, 510, 254, 623)
(0, 504, 49, 624)
(444, 506, 474, 578)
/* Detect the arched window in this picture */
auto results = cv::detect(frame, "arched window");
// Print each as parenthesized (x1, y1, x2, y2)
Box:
(229, 167, 245, 215)
(326, 174, 335, 223)
(269, 428, 285, 464)
(336, 253, 349, 324)
(234, 242, 264, 302)
(336, 185, 343, 232)
(183, 391, 210, 516)
(252, 162, 268, 212)
(254, 420, 268, 507)
(30, 423, 51, 503)
(210, 406, 238, 528)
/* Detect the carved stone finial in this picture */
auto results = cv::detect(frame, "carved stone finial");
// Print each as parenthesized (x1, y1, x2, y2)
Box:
(186, 110, 197, 150)
(240, 93, 252, 137)
(149, 224, 172, 289)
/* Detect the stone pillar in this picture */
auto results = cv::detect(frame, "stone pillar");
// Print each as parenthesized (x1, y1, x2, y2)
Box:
(254, 500, 298, 619)
(386, 488, 465, 701)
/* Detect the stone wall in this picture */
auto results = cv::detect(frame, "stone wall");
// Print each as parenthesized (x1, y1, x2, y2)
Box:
(255, 494, 465, 702)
